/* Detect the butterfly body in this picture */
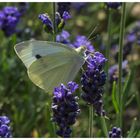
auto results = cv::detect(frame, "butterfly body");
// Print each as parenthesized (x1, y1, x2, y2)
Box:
(14, 40, 85, 93)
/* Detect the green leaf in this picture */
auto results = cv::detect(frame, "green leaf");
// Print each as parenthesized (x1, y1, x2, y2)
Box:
(122, 70, 134, 110)
(111, 81, 119, 113)
(125, 94, 135, 107)
(127, 118, 137, 137)
(100, 116, 108, 137)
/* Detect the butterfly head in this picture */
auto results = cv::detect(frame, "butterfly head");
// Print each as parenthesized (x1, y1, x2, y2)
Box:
(75, 46, 86, 57)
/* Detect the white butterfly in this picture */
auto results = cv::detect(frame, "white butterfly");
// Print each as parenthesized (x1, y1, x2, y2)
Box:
(14, 40, 86, 93)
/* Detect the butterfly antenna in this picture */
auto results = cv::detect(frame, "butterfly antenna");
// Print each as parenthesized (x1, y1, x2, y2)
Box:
(82, 24, 100, 47)
(87, 24, 99, 41)
(88, 34, 99, 42)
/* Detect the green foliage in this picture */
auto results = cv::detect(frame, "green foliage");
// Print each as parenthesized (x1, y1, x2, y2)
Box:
(0, 2, 140, 138)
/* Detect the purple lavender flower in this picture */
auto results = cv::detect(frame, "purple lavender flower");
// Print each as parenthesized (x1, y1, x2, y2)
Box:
(81, 52, 107, 116)
(115, 44, 132, 62)
(52, 81, 80, 137)
(126, 32, 136, 44)
(108, 127, 122, 138)
(0, 6, 21, 36)
(105, 2, 122, 9)
(109, 60, 128, 83)
(73, 35, 95, 53)
(114, 21, 140, 62)
(3, 6, 20, 17)
(0, 11, 5, 28)
(62, 11, 71, 20)
(38, 13, 53, 33)
(18, 2, 29, 15)
(124, 21, 140, 47)
(72, 2, 87, 12)
(56, 30, 70, 44)
(57, 2, 71, 17)
(39, 10, 71, 34)
(0, 116, 12, 138)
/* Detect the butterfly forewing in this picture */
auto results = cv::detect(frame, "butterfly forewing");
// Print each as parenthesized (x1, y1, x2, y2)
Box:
(28, 51, 84, 93)
(14, 40, 79, 68)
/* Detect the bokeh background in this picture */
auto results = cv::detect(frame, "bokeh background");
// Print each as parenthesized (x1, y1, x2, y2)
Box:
(0, 2, 140, 137)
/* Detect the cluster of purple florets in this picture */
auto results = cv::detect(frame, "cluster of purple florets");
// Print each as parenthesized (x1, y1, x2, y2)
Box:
(18, 2, 29, 16)
(113, 21, 140, 62)
(57, 2, 71, 17)
(0, 116, 12, 138)
(81, 52, 107, 116)
(0, 6, 21, 36)
(109, 60, 128, 83)
(51, 81, 80, 138)
(38, 3, 71, 34)
(38, 12, 71, 33)
(108, 127, 122, 138)
(125, 21, 140, 46)
(56, 30, 95, 53)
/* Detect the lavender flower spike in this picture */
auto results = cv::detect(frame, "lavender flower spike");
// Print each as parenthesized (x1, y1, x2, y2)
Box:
(81, 52, 107, 116)
(0, 116, 12, 138)
(108, 127, 122, 138)
(52, 81, 80, 138)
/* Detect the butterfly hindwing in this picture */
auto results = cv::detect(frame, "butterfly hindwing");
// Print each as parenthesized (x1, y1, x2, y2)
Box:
(28, 51, 84, 93)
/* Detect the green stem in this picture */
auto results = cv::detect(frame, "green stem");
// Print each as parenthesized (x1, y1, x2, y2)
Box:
(105, 8, 112, 77)
(127, 118, 137, 137)
(89, 106, 94, 137)
(118, 3, 126, 129)
(100, 116, 108, 137)
(53, 2, 56, 42)
(52, 2, 57, 137)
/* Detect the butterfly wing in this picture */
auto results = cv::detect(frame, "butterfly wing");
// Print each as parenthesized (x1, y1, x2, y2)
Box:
(14, 40, 85, 93)
(28, 51, 84, 93)
(14, 40, 79, 68)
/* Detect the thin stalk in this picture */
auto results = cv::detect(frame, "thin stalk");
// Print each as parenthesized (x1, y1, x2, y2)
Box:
(118, 3, 126, 129)
(52, 2, 57, 137)
(89, 106, 94, 137)
(53, 2, 56, 42)
(105, 8, 112, 77)
(100, 116, 108, 137)
(105, 8, 112, 102)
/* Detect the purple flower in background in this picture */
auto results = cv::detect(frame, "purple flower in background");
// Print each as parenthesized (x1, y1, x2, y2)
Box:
(125, 21, 140, 46)
(52, 81, 80, 137)
(108, 127, 122, 138)
(0, 11, 5, 28)
(105, 2, 122, 9)
(109, 60, 128, 83)
(39, 10, 71, 33)
(62, 11, 71, 20)
(126, 32, 136, 44)
(0, 6, 21, 36)
(0, 116, 12, 138)
(3, 6, 20, 17)
(73, 35, 95, 53)
(57, 2, 71, 17)
(38, 13, 53, 33)
(72, 2, 87, 12)
(18, 2, 29, 15)
(81, 52, 107, 116)
(56, 30, 70, 44)
(114, 21, 140, 62)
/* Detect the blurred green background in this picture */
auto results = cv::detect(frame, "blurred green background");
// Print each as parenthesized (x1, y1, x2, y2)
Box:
(0, 2, 140, 137)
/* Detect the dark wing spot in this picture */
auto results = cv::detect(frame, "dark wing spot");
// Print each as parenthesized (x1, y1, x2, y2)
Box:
(35, 54, 42, 59)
